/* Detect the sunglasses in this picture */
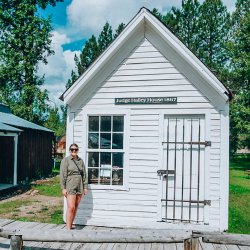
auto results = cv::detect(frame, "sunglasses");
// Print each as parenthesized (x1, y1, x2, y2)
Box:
(70, 148, 78, 152)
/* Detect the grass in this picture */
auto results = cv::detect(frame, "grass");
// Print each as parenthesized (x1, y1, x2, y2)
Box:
(228, 154, 250, 234)
(0, 200, 33, 215)
(31, 175, 61, 197)
(16, 206, 64, 224)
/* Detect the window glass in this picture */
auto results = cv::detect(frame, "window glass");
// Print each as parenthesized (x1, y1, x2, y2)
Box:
(88, 133, 99, 149)
(112, 169, 123, 185)
(100, 169, 111, 185)
(88, 152, 99, 168)
(89, 116, 99, 132)
(113, 116, 124, 132)
(112, 152, 123, 168)
(88, 168, 99, 184)
(100, 133, 111, 149)
(112, 133, 123, 149)
(101, 116, 111, 132)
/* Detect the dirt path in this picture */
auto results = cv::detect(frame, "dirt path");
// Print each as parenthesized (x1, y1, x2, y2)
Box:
(0, 178, 64, 223)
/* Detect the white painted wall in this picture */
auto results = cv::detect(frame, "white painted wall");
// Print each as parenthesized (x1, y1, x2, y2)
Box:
(66, 38, 228, 230)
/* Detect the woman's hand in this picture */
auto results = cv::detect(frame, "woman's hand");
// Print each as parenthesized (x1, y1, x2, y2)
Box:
(84, 189, 88, 195)
(62, 189, 67, 197)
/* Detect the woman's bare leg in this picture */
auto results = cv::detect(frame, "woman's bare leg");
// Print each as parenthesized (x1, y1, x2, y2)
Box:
(72, 194, 82, 224)
(66, 194, 77, 230)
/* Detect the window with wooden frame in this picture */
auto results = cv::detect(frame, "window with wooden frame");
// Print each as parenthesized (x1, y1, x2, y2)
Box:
(87, 115, 124, 186)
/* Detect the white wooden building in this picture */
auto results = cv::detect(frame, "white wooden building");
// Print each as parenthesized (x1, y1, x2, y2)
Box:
(61, 8, 231, 231)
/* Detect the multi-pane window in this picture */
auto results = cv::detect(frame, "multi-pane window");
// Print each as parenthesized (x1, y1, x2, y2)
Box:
(87, 115, 124, 185)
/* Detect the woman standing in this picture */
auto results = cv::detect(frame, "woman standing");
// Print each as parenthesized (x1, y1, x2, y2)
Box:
(60, 143, 88, 230)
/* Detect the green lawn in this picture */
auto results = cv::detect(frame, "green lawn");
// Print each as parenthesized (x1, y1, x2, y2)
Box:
(228, 155, 250, 234)
(32, 175, 61, 197)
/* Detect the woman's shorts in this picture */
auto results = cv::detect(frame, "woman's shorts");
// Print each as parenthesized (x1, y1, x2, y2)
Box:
(66, 175, 83, 195)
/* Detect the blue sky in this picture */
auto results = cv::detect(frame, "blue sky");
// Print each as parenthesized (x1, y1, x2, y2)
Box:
(38, 0, 237, 106)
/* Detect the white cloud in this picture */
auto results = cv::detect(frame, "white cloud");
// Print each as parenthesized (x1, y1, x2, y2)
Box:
(66, 0, 180, 38)
(66, 0, 236, 38)
(223, 0, 236, 12)
(38, 31, 80, 105)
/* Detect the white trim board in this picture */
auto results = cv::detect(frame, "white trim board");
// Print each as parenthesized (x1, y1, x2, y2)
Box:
(81, 108, 131, 191)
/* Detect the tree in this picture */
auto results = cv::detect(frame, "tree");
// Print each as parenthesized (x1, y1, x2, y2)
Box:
(168, 1, 201, 53)
(44, 105, 66, 136)
(152, 1, 201, 54)
(98, 22, 113, 52)
(0, 0, 62, 123)
(229, 0, 250, 152)
(114, 23, 126, 39)
(67, 22, 125, 89)
(196, 0, 231, 74)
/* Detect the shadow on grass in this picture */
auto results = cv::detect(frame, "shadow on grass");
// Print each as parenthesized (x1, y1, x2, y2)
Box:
(230, 154, 250, 171)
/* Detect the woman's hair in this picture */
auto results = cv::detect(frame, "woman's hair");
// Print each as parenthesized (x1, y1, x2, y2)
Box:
(69, 143, 79, 150)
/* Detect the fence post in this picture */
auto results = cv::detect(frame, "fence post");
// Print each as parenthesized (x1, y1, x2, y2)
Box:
(191, 237, 199, 250)
(184, 237, 199, 250)
(184, 238, 191, 250)
(10, 235, 23, 250)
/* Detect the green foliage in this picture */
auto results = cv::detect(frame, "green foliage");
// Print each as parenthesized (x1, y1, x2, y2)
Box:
(0, 0, 62, 124)
(154, 0, 231, 77)
(44, 105, 66, 136)
(50, 209, 64, 224)
(67, 22, 125, 89)
(162, 0, 201, 53)
(197, 0, 231, 73)
(229, 0, 250, 152)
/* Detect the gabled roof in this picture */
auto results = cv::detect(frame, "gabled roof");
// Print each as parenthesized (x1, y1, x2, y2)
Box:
(0, 112, 53, 132)
(0, 122, 22, 133)
(61, 7, 231, 108)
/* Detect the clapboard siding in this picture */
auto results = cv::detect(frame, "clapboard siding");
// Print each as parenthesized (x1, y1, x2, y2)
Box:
(129, 160, 159, 167)
(83, 194, 157, 201)
(118, 62, 173, 70)
(130, 143, 159, 149)
(71, 38, 224, 230)
(79, 204, 157, 213)
(130, 148, 159, 154)
(130, 121, 158, 126)
(208, 110, 221, 226)
(114, 68, 182, 76)
(78, 209, 157, 218)
(98, 85, 201, 93)
(104, 79, 194, 87)
(82, 198, 157, 206)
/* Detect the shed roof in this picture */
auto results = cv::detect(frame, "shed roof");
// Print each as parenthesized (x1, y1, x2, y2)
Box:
(61, 7, 231, 110)
(0, 112, 53, 132)
(0, 103, 12, 114)
(0, 122, 22, 133)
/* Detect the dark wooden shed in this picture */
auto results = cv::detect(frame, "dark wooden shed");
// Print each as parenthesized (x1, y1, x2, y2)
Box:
(0, 104, 54, 189)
